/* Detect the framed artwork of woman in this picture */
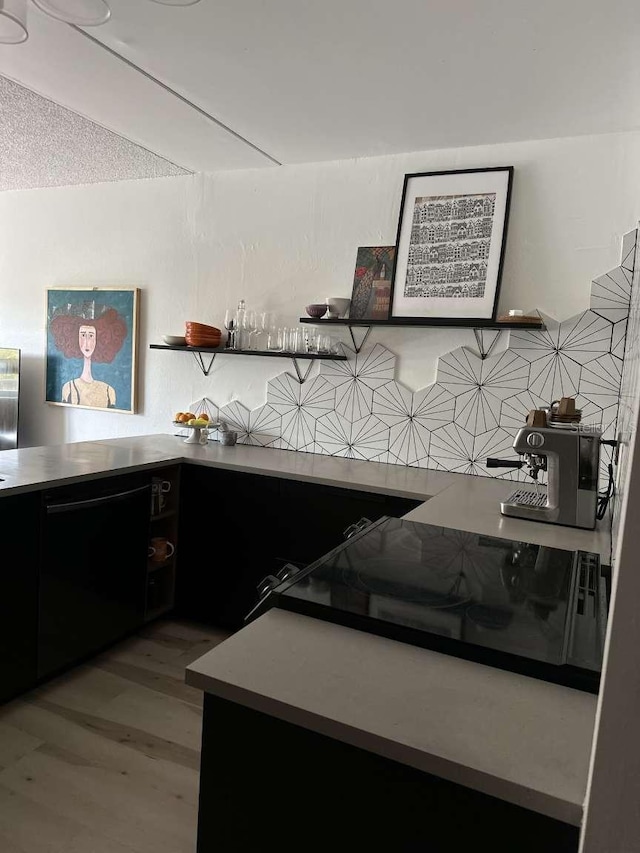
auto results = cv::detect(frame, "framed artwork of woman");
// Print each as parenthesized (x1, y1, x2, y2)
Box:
(45, 287, 139, 414)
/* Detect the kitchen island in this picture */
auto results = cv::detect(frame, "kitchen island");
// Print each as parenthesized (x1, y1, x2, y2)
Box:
(0, 435, 609, 850)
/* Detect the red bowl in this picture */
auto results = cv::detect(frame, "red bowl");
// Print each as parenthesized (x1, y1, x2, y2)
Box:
(186, 336, 221, 348)
(185, 321, 220, 334)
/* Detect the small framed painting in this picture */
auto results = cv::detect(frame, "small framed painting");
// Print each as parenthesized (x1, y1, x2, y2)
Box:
(389, 167, 513, 323)
(45, 287, 139, 413)
(349, 246, 396, 320)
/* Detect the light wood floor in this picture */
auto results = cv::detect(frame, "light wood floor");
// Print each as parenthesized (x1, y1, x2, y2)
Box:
(0, 619, 230, 853)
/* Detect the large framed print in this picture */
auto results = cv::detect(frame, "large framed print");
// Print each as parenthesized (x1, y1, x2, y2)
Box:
(46, 287, 139, 413)
(389, 167, 513, 323)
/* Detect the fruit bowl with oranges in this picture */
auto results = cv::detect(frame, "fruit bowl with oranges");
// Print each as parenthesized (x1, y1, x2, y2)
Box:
(173, 411, 214, 444)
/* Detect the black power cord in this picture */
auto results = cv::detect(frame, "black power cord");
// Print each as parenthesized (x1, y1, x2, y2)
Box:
(597, 439, 618, 520)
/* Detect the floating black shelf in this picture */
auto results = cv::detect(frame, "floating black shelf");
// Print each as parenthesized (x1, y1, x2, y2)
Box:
(149, 344, 347, 381)
(298, 317, 545, 357)
(298, 317, 545, 330)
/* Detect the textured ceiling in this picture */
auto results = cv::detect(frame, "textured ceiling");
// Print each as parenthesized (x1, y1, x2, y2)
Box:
(0, 74, 189, 191)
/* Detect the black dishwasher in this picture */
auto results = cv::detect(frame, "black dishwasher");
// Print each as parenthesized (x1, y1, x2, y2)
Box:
(38, 473, 151, 679)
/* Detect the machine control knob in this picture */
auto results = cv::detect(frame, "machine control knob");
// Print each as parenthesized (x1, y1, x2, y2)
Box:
(526, 432, 545, 448)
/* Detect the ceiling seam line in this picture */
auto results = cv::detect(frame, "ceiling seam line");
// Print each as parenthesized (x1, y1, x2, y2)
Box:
(70, 25, 282, 167)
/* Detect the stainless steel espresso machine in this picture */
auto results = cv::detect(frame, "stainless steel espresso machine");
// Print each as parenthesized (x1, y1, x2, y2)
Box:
(487, 424, 602, 530)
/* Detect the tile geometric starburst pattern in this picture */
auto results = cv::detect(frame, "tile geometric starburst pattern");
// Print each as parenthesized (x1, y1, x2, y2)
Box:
(320, 343, 396, 421)
(578, 353, 623, 408)
(219, 400, 282, 446)
(182, 229, 636, 490)
(267, 373, 335, 450)
(315, 411, 389, 460)
(437, 347, 529, 435)
(429, 424, 519, 477)
(372, 381, 455, 465)
(611, 319, 627, 359)
(510, 311, 612, 403)
(591, 265, 632, 323)
(499, 389, 547, 431)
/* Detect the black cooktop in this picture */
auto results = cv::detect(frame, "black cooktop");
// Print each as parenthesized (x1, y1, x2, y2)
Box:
(254, 517, 608, 693)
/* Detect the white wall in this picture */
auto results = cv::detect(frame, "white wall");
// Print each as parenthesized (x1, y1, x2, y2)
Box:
(1, 130, 640, 448)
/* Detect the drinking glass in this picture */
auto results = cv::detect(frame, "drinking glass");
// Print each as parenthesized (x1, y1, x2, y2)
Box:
(317, 334, 331, 355)
(298, 326, 309, 353)
(284, 327, 298, 353)
(276, 327, 288, 351)
(266, 315, 281, 351)
(304, 328, 319, 354)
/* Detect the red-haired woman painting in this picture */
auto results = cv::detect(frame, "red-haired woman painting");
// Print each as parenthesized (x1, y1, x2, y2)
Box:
(49, 308, 128, 408)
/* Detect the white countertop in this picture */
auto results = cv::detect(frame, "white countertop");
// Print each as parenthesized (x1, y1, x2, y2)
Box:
(405, 475, 610, 561)
(186, 609, 596, 826)
(0, 433, 458, 502)
(0, 434, 611, 562)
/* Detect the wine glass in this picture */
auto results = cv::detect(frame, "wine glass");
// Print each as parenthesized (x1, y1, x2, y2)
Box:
(255, 312, 267, 350)
(223, 309, 236, 349)
(244, 310, 258, 351)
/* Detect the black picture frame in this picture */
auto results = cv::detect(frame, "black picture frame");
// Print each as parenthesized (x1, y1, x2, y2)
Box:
(389, 167, 514, 325)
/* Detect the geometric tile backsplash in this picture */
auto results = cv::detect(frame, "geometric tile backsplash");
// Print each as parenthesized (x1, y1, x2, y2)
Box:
(611, 226, 640, 557)
(189, 229, 636, 489)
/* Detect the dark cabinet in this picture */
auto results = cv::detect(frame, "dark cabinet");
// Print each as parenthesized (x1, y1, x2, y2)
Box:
(177, 465, 283, 630)
(278, 479, 419, 568)
(197, 695, 579, 853)
(0, 491, 40, 703)
(38, 473, 151, 679)
(177, 465, 420, 630)
(0, 459, 422, 699)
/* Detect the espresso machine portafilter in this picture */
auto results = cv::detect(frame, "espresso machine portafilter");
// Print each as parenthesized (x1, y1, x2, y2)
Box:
(487, 425, 602, 530)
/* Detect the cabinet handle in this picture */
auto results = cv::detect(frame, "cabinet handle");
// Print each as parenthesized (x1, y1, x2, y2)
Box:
(46, 484, 149, 514)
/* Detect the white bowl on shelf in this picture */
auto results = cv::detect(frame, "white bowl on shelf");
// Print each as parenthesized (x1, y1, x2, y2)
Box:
(163, 335, 187, 346)
(325, 297, 351, 319)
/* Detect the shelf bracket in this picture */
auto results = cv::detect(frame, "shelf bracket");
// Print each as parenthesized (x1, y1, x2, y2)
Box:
(192, 351, 217, 376)
(291, 358, 314, 384)
(348, 325, 372, 354)
(472, 329, 504, 360)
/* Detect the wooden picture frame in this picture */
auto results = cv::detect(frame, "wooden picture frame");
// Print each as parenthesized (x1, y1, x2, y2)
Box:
(45, 287, 139, 414)
(389, 167, 513, 323)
